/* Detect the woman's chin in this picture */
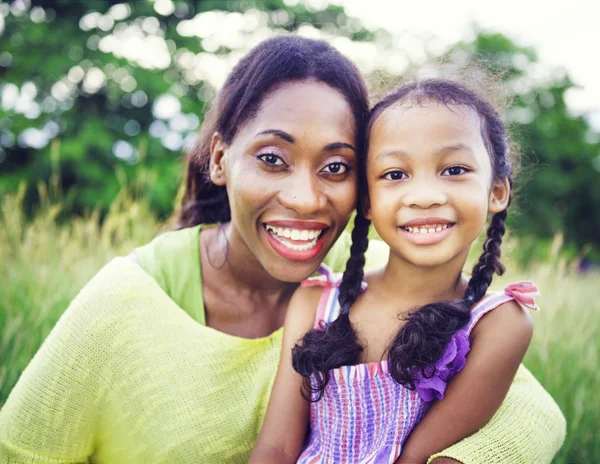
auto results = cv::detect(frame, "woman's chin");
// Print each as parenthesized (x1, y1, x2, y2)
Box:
(265, 258, 323, 283)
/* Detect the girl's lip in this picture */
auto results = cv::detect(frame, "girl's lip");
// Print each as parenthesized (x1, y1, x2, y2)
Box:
(264, 226, 328, 262)
(399, 223, 456, 245)
(401, 217, 454, 227)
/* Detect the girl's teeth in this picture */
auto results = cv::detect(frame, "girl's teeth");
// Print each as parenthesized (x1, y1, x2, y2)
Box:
(404, 224, 452, 234)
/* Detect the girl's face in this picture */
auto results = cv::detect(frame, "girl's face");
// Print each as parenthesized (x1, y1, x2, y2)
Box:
(210, 81, 358, 282)
(366, 101, 509, 269)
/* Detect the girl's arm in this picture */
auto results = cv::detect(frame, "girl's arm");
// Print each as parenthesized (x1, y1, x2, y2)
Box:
(249, 287, 322, 464)
(396, 300, 534, 464)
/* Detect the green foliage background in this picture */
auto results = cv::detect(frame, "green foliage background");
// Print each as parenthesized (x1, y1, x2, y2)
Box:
(0, 0, 599, 259)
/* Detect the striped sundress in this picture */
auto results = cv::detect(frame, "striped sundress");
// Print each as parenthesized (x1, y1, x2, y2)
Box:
(297, 265, 540, 464)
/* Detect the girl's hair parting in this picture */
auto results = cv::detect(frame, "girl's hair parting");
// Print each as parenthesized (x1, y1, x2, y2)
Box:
(293, 76, 516, 401)
(175, 34, 370, 229)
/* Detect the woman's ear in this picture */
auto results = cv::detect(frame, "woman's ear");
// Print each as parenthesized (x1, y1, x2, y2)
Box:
(488, 177, 511, 213)
(209, 132, 227, 186)
(362, 195, 372, 220)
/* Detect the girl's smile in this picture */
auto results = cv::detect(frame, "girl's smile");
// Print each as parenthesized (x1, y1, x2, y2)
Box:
(399, 218, 456, 245)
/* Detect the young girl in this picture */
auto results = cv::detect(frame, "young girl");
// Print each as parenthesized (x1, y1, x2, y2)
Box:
(249, 78, 540, 464)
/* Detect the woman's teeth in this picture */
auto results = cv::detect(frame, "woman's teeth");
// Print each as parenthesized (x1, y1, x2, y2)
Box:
(265, 225, 323, 251)
(402, 224, 452, 234)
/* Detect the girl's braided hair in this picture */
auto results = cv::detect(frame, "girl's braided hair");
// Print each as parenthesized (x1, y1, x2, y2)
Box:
(293, 78, 516, 401)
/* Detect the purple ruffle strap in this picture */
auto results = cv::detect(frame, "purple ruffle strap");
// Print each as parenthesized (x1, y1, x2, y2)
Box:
(414, 330, 471, 402)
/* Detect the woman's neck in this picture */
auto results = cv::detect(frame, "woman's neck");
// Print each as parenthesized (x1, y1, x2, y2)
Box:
(201, 223, 298, 321)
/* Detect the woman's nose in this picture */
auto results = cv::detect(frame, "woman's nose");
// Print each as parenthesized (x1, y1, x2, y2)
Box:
(278, 169, 327, 215)
(402, 177, 448, 209)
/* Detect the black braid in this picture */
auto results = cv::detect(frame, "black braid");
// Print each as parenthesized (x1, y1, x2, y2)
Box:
(465, 207, 509, 304)
(339, 209, 372, 312)
(291, 208, 371, 401)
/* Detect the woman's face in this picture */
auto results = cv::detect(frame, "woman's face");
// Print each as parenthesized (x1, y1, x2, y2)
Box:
(211, 81, 358, 282)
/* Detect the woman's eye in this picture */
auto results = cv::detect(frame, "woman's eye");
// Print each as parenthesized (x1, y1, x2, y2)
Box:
(383, 170, 407, 181)
(257, 153, 286, 167)
(321, 162, 348, 175)
(443, 166, 469, 176)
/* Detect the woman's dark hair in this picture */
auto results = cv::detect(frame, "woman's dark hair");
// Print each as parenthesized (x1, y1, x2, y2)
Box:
(175, 34, 369, 228)
(292, 78, 516, 401)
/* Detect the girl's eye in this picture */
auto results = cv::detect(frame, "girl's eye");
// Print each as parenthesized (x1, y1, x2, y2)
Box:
(257, 153, 286, 167)
(443, 166, 470, 176)
(321, 162, 349, 175)
(383, 170, 407, 181)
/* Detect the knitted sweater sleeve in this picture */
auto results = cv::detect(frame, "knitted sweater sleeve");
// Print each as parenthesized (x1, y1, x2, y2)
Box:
(428, 364, 566, 463)
(0, 262, 116, 462)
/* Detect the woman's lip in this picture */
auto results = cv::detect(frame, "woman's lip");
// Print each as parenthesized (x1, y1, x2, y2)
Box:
(264, 227, 328, 261)
(263, 220, 329, 230)
(401, 217, 454, 227)
(399, 223, 456, 245)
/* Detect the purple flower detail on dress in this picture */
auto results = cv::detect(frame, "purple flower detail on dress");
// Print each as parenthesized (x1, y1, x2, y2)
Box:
(414, 330, 471, 402)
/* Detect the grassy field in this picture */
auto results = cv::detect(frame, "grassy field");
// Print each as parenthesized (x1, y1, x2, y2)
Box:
(1, 186, 598, 463)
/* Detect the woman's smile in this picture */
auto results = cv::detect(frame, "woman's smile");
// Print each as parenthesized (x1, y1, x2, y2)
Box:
(263, 220, 329, 261)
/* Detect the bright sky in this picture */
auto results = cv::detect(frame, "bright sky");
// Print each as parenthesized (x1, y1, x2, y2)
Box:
(334, 0, 600, 128)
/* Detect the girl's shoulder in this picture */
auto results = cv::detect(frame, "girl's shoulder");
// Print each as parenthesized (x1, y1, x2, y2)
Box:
(468, 281, 540, 339)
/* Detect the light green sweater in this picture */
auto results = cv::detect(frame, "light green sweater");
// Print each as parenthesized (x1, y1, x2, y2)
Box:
(0, 225, 565, 463)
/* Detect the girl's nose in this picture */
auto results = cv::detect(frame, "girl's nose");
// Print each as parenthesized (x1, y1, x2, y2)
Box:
(278, 169, 327, 216)
(402, 178, 448, 209)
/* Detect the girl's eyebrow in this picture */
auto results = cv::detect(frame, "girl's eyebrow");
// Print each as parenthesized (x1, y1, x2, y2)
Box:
(255, 130, 355, 152)
(375, 143, 474, 160)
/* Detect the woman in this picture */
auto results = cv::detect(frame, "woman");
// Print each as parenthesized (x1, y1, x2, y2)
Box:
(0, 35, 564, 463)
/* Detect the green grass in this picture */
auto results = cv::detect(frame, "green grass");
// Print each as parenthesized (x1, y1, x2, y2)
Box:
(1, 186, 598, 463)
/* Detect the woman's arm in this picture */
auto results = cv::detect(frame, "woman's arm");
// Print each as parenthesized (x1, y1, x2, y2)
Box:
(249, 287, 321, 463)
(0, 273, 108, 462)
(397, 300, 535, 464)
(427, 362, 565, 464)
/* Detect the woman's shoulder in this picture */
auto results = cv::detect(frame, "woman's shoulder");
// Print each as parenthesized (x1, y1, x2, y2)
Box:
(133, 224, 203, 271)
(130, 224, 206, 293)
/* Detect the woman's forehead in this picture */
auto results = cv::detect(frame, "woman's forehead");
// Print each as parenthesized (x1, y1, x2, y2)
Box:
(247, 81, 356, 138)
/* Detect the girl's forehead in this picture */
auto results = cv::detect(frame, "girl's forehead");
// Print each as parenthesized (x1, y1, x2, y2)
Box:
(369, 102, 485, 151)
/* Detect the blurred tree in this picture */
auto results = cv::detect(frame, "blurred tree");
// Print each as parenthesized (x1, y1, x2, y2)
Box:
(0, 1, 598, 256)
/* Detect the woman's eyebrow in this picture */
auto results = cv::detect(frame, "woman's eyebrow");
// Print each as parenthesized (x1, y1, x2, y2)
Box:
(323, 141, 356, 152)
(255, 129, 294, 143)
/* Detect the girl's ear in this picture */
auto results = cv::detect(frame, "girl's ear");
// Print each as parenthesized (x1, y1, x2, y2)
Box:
(209, 132, 227, 186)
(488, 177, 511, 213)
